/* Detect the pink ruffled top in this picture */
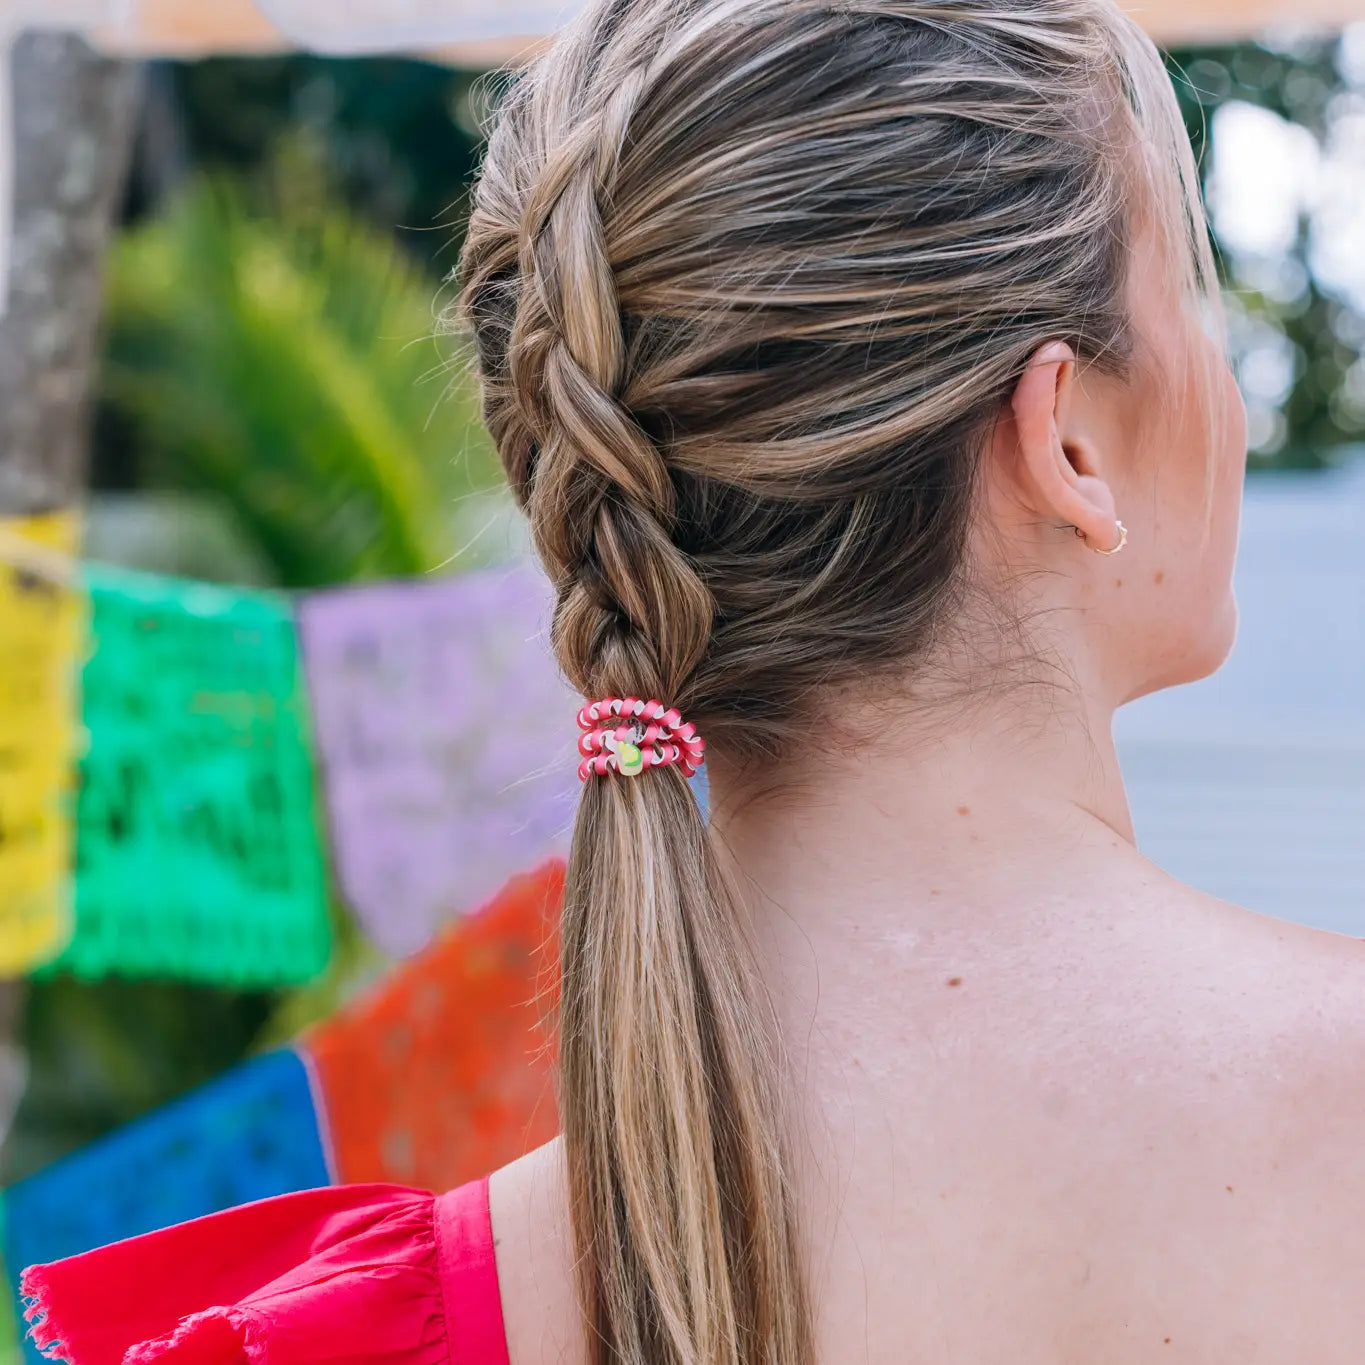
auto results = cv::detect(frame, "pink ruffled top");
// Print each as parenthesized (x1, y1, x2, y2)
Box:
(19, 1177, 510, 1365)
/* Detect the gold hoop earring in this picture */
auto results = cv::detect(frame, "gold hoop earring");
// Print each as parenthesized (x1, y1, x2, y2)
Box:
(1074, 519, 1127, 556)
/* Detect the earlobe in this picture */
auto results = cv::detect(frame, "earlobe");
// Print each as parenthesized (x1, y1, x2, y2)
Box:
(1067, 469, 1120, 545)
(1074, 518, 1128, 556)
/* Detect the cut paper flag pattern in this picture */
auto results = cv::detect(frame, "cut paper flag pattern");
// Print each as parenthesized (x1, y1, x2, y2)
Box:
(46, 565, 331, 986)
(0, 551, 583, 985)
(1, 864, 569, 1358)
(305, 858, 565, 1194)
(299, 563, 578, 957)
(4, 1047, 330, 1364)
(0, 512, 83, 976)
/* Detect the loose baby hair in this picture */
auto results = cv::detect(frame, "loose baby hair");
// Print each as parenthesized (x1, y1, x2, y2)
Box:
(451, 2, 1218, 1361)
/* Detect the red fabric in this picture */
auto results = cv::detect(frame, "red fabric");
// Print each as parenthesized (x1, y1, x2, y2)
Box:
(436, 1176, 510, 1365)
(18, 1177, 509, 1365)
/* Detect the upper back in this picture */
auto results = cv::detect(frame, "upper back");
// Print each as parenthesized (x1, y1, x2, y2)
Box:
(489, 893, 1365, 1365)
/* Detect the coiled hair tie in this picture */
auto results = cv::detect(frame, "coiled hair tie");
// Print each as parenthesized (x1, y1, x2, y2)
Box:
(577, 697, 706, 781)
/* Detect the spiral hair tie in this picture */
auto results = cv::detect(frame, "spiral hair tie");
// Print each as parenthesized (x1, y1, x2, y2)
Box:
(577, 697, 706, 781)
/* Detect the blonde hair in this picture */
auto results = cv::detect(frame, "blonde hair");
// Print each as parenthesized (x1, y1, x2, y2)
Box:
(452, 3, 1217, 1361)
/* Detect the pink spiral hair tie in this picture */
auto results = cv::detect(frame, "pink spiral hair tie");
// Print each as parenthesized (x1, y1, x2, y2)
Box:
(576, 696, 706, 781)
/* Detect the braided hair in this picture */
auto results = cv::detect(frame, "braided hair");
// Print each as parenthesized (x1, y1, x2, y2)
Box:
(453, 2, 1217, 1360)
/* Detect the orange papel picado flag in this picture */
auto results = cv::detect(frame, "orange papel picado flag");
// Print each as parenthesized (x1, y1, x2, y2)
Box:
(304, 859, 565, 1192)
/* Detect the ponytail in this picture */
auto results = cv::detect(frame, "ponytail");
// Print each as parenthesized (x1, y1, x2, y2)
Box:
(561, 769, 810, 1363)
(456, 5, 814, 1355)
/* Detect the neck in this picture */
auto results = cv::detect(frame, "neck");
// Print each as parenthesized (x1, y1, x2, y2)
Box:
(707, 674, 1135, 953)
(704, 677, 1161, 1269)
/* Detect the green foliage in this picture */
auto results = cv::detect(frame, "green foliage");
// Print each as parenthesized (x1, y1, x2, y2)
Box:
(102, 168, 499, 587)
(1166, 37, 1365, 469)
(3, 979, 276, 1185)
(149, 55, 485, 273)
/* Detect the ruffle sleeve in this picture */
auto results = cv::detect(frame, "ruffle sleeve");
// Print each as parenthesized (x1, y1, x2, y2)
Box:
(18, 1183, 453, 1365)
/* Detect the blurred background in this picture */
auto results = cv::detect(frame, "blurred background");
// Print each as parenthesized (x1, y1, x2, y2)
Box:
(0, 5, 1361, 1358)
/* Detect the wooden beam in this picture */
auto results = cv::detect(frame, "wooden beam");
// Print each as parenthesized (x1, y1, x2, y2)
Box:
(81, 0, 1362, 62)
(1127, 0, 1362, 43)
(91, 0, 548, 66)
(92, 0, 285, 56)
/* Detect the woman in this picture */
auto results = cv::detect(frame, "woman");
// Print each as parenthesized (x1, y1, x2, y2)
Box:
(25, 1, 1365, 1362)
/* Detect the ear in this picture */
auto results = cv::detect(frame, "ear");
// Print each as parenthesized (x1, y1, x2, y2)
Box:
(1003, 340, 1120, 551)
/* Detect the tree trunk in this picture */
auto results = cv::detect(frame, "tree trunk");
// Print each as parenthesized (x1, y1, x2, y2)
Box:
(0, 30, 141, 512)
(0, 31, 141, 1146)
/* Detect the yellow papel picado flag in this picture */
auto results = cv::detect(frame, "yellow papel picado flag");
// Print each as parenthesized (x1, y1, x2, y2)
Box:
(0, 510, 82, 975)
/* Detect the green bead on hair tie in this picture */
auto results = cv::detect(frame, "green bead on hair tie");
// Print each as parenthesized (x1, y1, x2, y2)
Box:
(615, 740, 645, 776)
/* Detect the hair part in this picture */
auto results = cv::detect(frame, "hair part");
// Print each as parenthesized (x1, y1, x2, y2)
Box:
(451, 3, 1219, 1361)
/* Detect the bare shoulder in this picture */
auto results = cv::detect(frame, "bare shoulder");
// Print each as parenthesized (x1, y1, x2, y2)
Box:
(1157, 878, 1365, 1085)
(960, 874, 1365, 1360)
(1153, 882, 1365, 1215)
(1185, 882, 1365, 1032)
(1236, 899, 1365, 1140)
(481, 886, 1365, 1363)
(487, 1135, 588, 1365)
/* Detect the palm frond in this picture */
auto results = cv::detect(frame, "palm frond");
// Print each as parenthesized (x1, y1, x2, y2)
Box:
(102, 173, 501, 587)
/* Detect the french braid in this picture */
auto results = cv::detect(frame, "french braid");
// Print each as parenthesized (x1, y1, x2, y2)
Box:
(452, 1, 1220, 1360)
